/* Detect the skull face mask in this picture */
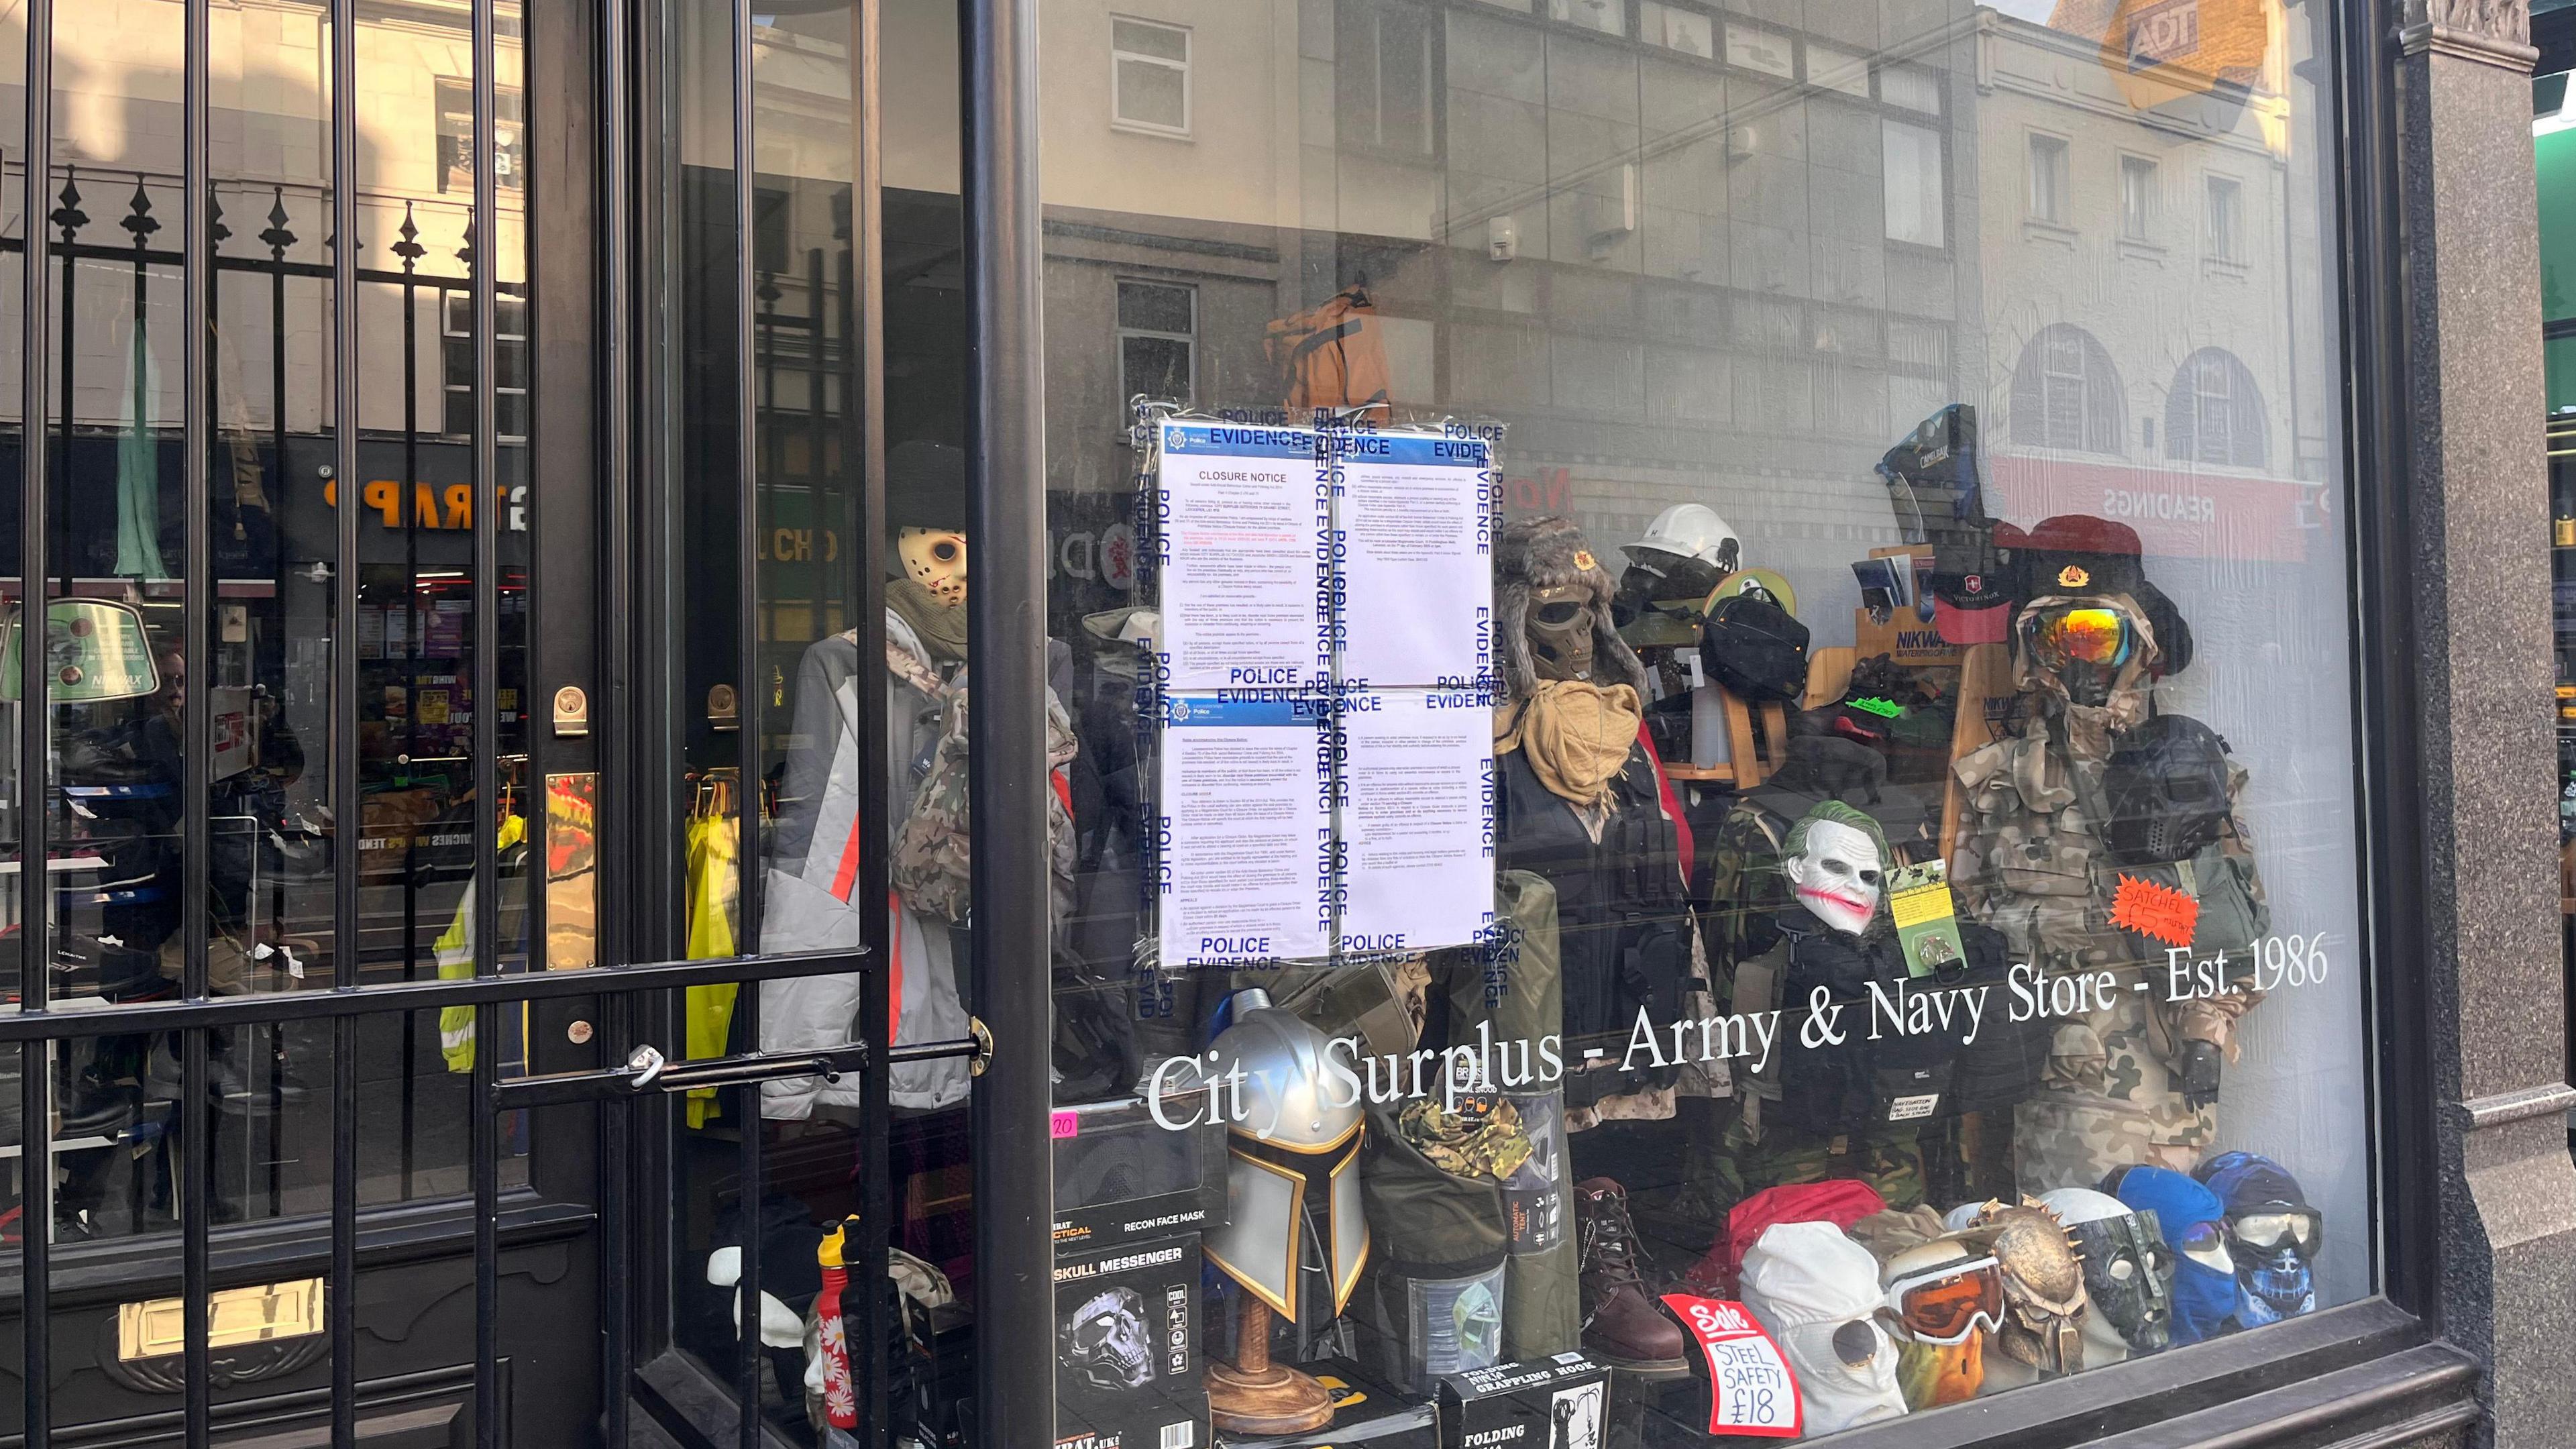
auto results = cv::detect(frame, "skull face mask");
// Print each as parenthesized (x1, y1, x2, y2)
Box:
(1062, 1287, 1154, 1391)
(2039, 1187, 2172, 1360)
(898, 527, 969, 608)
(1783, 817, 1886, 936)
(1960, 1202, 2088, 1378)
(1525, 583, 1597, 682)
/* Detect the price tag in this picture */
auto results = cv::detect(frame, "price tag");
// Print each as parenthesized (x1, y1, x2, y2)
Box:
(2111, 873, 2200, 948)
(1660, 1294, 1801, 1438)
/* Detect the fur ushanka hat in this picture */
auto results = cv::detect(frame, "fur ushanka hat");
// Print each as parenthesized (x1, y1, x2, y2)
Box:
(1493, 515, 1650, 701)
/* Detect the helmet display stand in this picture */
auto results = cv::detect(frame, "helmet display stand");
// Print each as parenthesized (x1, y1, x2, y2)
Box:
(1205, 1295, 1336, 1435)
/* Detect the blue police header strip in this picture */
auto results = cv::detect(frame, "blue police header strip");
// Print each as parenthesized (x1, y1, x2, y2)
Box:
(1159, 421, 1491, 470)
(1159, 422, 1320, 460)
(1163, 694, 1333, 729)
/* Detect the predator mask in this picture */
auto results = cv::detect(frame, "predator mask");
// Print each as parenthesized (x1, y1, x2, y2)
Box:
(1959, 1201, 2089, 1378)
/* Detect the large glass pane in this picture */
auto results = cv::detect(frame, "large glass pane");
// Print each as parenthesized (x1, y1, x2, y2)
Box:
(1024, 0, 2369, 1443)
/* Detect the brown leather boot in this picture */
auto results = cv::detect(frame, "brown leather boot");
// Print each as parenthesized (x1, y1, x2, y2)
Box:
(1574, 1177, 1690, 1377)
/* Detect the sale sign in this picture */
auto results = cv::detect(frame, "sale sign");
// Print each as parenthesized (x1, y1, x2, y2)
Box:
(1660, 1294, 1801, 1438)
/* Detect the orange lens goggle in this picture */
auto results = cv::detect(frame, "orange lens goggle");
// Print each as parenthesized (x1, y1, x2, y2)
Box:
(1882, 1256, 2006, 1345)
(2028, 606, 2132, 669)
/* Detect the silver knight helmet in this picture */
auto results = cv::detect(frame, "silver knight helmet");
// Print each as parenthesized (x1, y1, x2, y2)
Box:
(1201, 990, 1371, 1324)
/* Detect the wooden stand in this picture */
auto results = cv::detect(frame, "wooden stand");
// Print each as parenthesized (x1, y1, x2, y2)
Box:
(1205, 1296, 1336, 1436)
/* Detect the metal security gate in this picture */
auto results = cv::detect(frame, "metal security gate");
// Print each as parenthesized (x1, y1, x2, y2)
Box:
(0, 0, 945, 1441)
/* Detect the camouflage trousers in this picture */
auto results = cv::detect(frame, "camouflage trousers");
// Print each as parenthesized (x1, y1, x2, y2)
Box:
(2011, 1087, 2213, 1197)
(1717, 1108, 1927, 1211)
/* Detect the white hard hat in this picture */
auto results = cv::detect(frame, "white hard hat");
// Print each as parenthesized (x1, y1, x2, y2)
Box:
(1623, 502, 1739, 570)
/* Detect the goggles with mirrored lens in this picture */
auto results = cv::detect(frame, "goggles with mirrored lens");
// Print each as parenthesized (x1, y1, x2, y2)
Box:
(2173, 1219, 2229, 1257)
(1880, 1254, 2005, 1345)
(2229, 1210, 2322, 1254)
(2027, 606, 2133, 669)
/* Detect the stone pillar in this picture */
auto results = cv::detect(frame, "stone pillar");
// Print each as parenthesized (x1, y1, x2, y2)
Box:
(2396, 2, 2576, 1445)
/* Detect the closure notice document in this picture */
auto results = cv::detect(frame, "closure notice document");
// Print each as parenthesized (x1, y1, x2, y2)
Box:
(1149, 417, 1500, 967)
(1153, 423, 1330, 694)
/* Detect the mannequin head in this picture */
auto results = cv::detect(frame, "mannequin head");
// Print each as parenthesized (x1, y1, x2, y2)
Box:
(1781, 802, 1892, 936)
(2038, 1187, 2172, 1360)
(2194, 1152, 2321, 1328)
(898, 527, 969, 608)
(1878, 1236, 2000, 1409)
(1492, 517, 1648, 701)
(1740, 1222, 1909, 1434)
(2106, 1165, 2237, 1344)
(1955, 1201, 2088, 1378)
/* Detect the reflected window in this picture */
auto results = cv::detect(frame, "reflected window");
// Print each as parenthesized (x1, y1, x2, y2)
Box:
(2207, 174, 2245, 263)
(435, 79, 526, 195)
(2012, 323, 2127, 455)
(1338, 0, 1437, 158)
(1117, 280, 1197, 407)
(1112, 17, 1191, 136)
(2122, 154, 2159, 241)
(1884, 120, 1947, 248)
(2030, 133, 2070, 225)
(2167, 347, 2269, 469)
(1550, 0, 1625, 37)
(444, 293, 531, 443)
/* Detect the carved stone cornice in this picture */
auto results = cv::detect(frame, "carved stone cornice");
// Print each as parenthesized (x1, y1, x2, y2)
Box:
(2401, 0, 2541, 70)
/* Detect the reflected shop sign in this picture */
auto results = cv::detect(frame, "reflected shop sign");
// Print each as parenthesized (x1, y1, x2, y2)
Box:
(1986, 453, 2326, 562)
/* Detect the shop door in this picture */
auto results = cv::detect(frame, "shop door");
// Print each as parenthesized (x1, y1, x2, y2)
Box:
(0, 0, 922, 1442)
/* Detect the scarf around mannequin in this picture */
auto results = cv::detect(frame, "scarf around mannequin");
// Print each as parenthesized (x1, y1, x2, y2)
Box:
(887, 576, 969, 662)
(1495, 679, 1642, 809)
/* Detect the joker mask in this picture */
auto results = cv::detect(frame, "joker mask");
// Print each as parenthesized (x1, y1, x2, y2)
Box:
(899, 527, 969, 608)
(1784, 818, 1884, 935)
(1525, 583, 1597, 682)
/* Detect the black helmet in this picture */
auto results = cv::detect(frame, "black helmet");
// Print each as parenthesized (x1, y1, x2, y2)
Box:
(2102, 714, 2233, 864)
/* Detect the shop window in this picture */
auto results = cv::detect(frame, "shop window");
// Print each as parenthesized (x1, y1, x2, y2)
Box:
(1338, 0, 1436, 158)
(443, 292, 531, 442)
(435, 78, 525, 194)
(2030, 133, 2070, 225)
(2206, 174, 2245, 263)
(1118, 279, 1197, 408)
(1883, 119, 1946, 248)
(2010, 323, 2127, 455)
(1022, 1, 2373, 1442)
(1112, 17, 1191, 136)
(2166, 347, 2269, 469)
(2121, 153, 2159, 241)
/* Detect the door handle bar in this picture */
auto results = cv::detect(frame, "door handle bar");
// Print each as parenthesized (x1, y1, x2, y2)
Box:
(489, 1032, 984, 1111)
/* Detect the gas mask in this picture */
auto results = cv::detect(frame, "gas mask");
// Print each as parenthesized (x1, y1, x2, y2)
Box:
(2194, 1152, 2320, 1328)
(1956, 1201, 2088, 1378)
(1201, 990, 1370, 1326)
(1740, 1222, 1909, 1434)
(898, 527, 969, 608)
(2039, 1187, 2173, 1359)
(1782, 817, 1886, 936)
(2106, 1165, 2237, 1344)
(1063, 1287, 1155, 1391)
(1525, 584, 1597, 683)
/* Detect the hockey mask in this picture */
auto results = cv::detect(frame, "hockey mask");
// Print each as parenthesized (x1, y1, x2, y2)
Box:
(1526, 584, 1597, 682)
(1784, 816, 1886, 936)
(1063, 1287, 1154, 1391)
(2196, 1152, 2320, 1328)
(2107, 1165, 2236, 1344)
(898, 527, 969, 608)
(1958, 1202, 2088, 1378)
(1740, 1222, 1908, 1435)
(2039, 1189, 2172, 1358)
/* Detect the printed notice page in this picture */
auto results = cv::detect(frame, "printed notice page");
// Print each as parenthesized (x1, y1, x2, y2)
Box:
(1337, 688, 1495, 955)
(1155, 422, 1327, 693)
(1157, 695, 1333, 968)
(1336, 433, 1495, 690)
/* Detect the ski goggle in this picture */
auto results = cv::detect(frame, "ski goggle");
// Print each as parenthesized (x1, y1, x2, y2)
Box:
(1880, 1254, 2005, 1345)
(2027, 606, 2133, 669)
(2229, 1210, 2322, 1254)
(2171, 1219, 2229, 1256)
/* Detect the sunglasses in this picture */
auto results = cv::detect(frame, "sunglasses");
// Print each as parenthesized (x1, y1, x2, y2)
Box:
(2229, 1210, 2322, 1252)
(2027, 606, 2133, 669)
(1880, 1254, 2005, 1346)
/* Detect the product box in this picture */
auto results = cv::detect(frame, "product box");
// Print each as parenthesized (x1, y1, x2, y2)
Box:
(1436, 1355, 1610, 1449)
(1053, 1086, 1223, 1253)
(1218, 1356, 1438, 1449)
(1054, 1232, 1210, 1449)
